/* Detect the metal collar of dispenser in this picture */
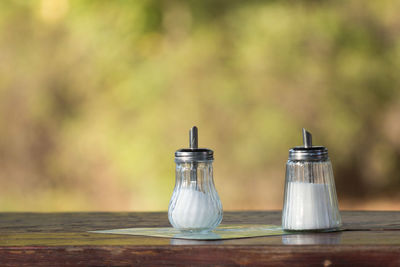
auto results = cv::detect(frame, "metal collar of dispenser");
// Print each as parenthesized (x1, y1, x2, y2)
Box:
(175, 148, 214, 162)
(288, 146, 328, 161)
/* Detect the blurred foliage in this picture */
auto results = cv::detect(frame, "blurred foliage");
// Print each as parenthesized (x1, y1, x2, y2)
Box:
(0, 0, 399, 211)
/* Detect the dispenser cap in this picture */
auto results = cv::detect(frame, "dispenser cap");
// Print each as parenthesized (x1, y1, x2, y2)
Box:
(175, 126, 214, 162)
(288, 128, 328, 161)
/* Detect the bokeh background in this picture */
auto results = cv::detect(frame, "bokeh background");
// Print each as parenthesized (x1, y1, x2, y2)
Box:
(1, 0, 399, 211)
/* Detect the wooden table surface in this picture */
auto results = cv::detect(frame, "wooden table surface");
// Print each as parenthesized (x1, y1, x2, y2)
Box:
(0, 211, 399, 266)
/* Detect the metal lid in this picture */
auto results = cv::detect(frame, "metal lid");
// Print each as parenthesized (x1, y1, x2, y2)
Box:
(288, 129, 328, 161)
(175, 126, 214, 162)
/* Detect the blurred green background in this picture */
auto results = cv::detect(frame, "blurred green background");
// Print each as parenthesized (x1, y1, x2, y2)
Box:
(0, 0, 399, 211)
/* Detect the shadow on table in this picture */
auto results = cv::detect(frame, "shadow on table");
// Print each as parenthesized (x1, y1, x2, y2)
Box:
(170, 239, 224, 245)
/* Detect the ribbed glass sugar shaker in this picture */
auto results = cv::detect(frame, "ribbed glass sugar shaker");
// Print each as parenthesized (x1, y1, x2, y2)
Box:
(168, 126, 223, 232)
(282, 129, 341, 231)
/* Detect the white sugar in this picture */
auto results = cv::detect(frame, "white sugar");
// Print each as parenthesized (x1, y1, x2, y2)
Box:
(170, 188, 220, 230)
(283, 181, 340, 230)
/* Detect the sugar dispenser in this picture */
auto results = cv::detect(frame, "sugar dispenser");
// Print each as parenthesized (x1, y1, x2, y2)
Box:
(282, 129, 341, 231)
(168, 126, 223, 232)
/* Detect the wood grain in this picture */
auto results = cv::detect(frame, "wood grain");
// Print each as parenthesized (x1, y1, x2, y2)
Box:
(0, 211, 399, 266)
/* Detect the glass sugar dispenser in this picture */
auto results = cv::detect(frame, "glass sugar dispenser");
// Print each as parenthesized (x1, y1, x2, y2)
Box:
(168, 126, 223, 232)
(282, 129, 342, 231)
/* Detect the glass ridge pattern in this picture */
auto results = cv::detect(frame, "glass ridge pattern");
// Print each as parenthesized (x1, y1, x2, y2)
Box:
(168, 161, 223, 232)
(282, 159, 342, 231)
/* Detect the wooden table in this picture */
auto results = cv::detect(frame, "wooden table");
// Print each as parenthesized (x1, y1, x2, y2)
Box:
(0, 211, 399, 266)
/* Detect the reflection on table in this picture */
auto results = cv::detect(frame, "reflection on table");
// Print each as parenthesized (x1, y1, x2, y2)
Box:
(282, 232, 342, 245)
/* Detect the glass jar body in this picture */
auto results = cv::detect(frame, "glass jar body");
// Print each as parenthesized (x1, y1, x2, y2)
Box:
(282, 159, 341, 231)
(168, 160, 223, 232)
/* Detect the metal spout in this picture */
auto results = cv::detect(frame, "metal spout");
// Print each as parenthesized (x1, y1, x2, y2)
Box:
(189, 126, 198, 149)
(189, 126, 198, 183)
(302, 128, 312, 148)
